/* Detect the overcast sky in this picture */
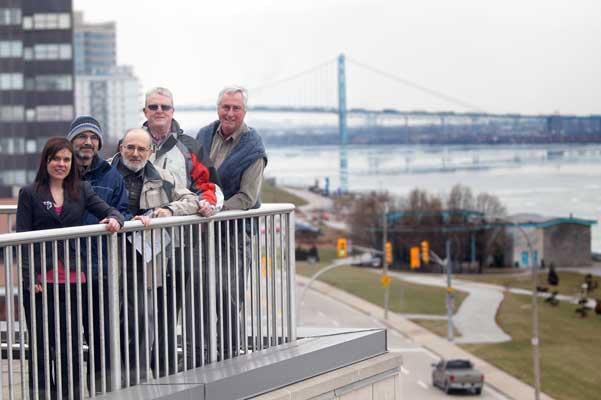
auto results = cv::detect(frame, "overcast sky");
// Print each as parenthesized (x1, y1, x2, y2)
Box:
(74, 0, 601, 115)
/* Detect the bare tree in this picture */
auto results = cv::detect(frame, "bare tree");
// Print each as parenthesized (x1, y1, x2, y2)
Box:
(447, 184, 475, 211)
(346, 191, 392, 249)
(475, 192, 507, 219)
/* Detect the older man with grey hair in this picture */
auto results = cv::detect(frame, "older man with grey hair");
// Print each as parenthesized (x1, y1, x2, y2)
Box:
(196, 85, 267, 211)
(194, 86, 267, 362)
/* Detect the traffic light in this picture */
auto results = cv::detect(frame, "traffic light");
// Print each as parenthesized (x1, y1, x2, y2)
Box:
(337, 238, 347, 258)
(421, 240, 430, 264)
(385, 241, 393, 265)
(410, 247, 421, 269)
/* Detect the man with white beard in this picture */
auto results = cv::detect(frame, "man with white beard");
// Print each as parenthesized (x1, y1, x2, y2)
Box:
(110, 128, 219, 383)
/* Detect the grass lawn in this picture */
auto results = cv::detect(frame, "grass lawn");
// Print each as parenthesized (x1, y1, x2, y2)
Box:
(461, 292, 601, 400)
(412, 319, 461, 339)
(261, 180, 308, 208)
(297, 259, 468, 315)
(456, 271, 595, 298)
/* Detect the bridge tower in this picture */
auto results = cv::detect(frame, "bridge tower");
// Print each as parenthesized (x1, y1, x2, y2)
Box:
(337, 53, 349, 193)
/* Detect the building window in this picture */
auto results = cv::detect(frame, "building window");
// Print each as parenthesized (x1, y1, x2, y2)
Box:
(0, 41, 23, 58)
(22, 16, 32, 30)
(0, 73, 23, 90)
(23, 13, 70, 30)
(0, 105, 25, 121)
(34, 105, 74, 121)
(0, 8, 21, 26)
(26, 139, 37, 154)
(25, 75, 72, 91)
(32, 44, 72, 60)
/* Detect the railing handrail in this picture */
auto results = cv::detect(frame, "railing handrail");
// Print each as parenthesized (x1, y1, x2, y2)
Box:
(0, 203, 295, 246)
(0, 204, 17, 213)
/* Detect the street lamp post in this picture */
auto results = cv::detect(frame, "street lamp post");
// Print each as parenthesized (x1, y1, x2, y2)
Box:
(514, 224, 541, 400)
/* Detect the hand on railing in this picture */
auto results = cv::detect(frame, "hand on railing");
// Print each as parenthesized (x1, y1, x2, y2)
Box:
(198, 199, 216, 217)
(100, 217, 122, 232)
(132, 214, 152, 226)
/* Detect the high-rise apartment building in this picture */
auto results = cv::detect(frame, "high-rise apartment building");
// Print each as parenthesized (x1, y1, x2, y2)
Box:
(75, 65, 141, 140)
(73, 12, 141, 142)
(0, 0, 74, 195)
(73, 11, 115, 75)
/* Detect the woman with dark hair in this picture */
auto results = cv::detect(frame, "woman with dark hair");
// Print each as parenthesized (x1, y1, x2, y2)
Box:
(16, 136, 124, 399)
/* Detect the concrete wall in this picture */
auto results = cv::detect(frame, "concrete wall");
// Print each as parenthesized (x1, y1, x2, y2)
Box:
(506, 226, 544, 268)
(253, 353, 402, 400)
(543, 223, 592, 267)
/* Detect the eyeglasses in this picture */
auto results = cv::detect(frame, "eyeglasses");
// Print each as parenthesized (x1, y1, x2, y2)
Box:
(122, 144, 151, 154)
(146, 104, 173, 112)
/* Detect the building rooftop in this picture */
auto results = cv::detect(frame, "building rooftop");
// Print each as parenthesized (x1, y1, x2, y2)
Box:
(503, 213, 597, 228)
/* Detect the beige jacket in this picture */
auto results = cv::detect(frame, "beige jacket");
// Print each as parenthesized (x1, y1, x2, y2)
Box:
(111, 155, 201, 287)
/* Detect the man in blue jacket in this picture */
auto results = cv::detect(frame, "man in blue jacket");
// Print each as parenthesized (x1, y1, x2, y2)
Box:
(67, 115, 130, 393)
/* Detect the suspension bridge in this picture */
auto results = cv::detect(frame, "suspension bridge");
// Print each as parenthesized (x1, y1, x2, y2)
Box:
(181, 54, 601, 193)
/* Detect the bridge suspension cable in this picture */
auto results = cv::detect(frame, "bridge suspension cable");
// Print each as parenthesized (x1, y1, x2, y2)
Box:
(347, 56, 485, 112)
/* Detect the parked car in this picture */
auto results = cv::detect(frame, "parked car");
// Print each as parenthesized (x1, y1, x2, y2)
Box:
(357, 253, 381, 268)
(432, 359, 484, 395)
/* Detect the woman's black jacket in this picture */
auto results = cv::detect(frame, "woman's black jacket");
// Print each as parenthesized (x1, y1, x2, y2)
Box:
(16, 182, 125, 286)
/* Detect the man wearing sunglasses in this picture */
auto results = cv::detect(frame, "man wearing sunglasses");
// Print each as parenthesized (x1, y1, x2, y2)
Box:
(142, 87, 223, 375)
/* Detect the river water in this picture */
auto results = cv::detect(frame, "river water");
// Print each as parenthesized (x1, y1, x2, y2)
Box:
(177, 110, 601, 251)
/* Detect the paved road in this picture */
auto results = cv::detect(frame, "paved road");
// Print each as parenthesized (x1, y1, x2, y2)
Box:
(298, 284, 508, 399)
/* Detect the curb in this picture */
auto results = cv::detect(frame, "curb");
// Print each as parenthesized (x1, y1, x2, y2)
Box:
(297, 275, 556, 400)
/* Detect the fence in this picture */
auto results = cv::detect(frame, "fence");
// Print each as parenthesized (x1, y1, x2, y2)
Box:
(0, 204, 296, 399)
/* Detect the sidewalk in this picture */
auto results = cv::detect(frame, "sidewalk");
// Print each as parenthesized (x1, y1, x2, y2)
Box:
(297, 274, 556, 400)
(388, 272, 511, 344)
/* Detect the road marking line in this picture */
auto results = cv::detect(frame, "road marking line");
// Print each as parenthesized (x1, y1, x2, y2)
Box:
(400, 366, 409, 375)
(332, 320, 340, 327)
(417, 380, 428, 389)
(317, 311, 326, 318)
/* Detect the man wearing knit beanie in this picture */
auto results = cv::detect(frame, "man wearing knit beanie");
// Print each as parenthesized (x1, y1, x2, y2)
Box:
(66, 115, 130, 393)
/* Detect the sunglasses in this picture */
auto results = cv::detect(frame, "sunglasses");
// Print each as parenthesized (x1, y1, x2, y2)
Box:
(146, 104, 173, 111)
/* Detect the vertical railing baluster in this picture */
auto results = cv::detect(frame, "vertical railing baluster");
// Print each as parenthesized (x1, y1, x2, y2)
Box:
(279, 214, 286, 344)
(188, 224, 196, 369)
(270, 215, 277, 346)
(256, 217, 263, 350)
(52, 241, 63, 399)
(98, 237, 106, 394)
(217, 222, 224, 359)
(41, 242, 50, 400)
(234, 219, 240, 357)
(151, 228, 159, 379)
(207, 220, 217, 363)
(242, 218, 248, 355)
(169, 226, 177, 373)
(197, 223, 204, 366)
(4, 246, 14, 400)
(86, 237, 95, 397)
(108, 232, 122, 391)
(287, 212, 297, 342)
(64, 240, 74, 400)
(180, 225, 187, 371)
(225, 221, 232, 358)
(16, 246, 26, 400)
(76, 239, 84, 400)
(119, 233, 129, 387)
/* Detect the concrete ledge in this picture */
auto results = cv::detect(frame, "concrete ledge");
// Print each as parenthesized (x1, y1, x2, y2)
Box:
(95, 328, 388, 400)
(252, 352, 402, 400)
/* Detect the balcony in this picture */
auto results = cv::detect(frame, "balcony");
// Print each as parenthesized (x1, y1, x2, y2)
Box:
(0, 204, 398, 399)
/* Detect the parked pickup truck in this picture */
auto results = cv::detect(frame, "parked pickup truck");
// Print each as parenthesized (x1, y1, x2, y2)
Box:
(432, 359, 484, 395)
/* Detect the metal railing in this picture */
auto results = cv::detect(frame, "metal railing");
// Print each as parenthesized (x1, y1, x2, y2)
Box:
(0, 204, 296, 399)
